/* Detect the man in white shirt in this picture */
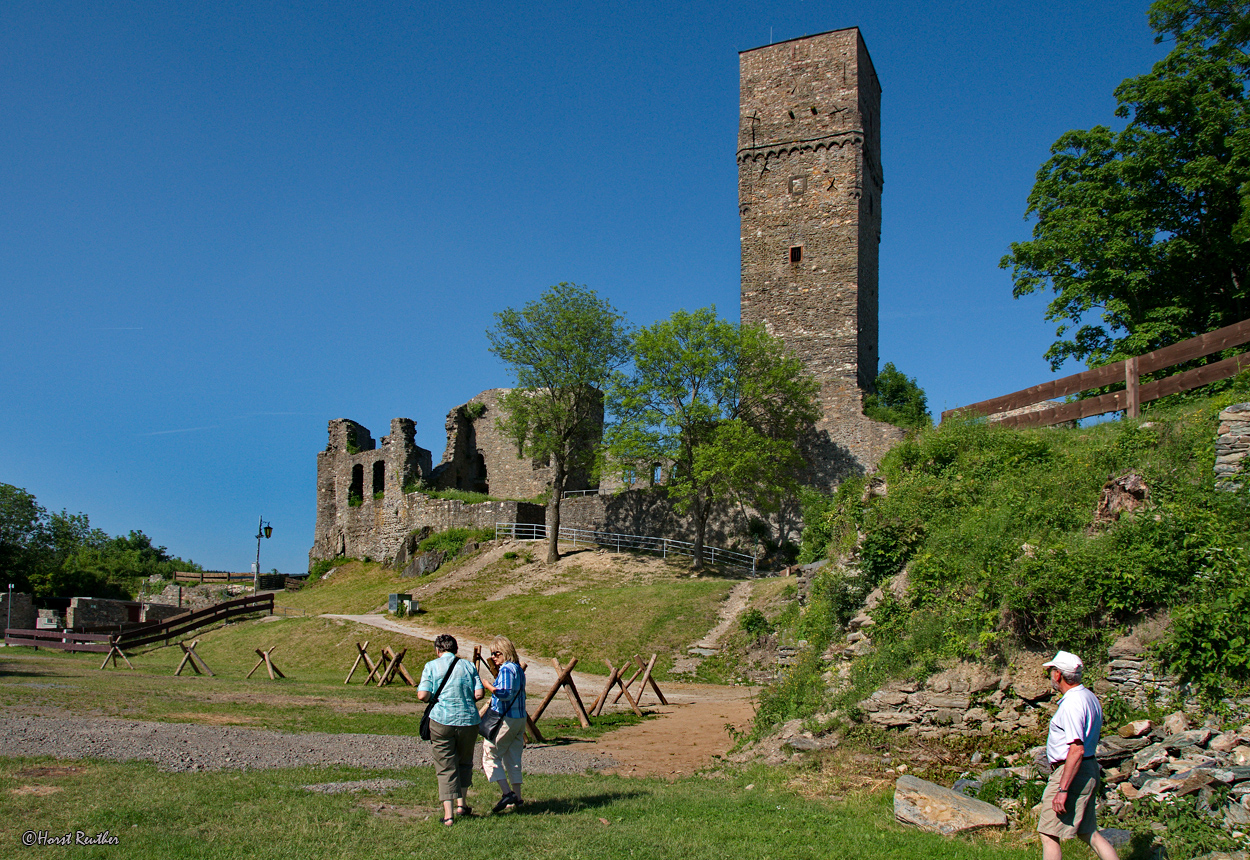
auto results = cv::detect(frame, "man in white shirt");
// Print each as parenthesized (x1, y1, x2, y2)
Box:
(1037, 650, 1119, 860)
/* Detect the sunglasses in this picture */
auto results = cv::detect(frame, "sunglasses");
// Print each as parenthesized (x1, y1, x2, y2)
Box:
(491, 651, 503, 657)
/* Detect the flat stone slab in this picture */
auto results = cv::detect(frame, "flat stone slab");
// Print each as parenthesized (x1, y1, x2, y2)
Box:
(894, 775, 1008, 835)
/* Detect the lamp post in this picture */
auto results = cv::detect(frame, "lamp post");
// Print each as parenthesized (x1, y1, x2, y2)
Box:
(6, 583, 12, 639)
(254, 517, 273, 594)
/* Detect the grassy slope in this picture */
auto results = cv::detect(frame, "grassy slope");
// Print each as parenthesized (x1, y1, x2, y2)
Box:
(0, 757, 1038, 860)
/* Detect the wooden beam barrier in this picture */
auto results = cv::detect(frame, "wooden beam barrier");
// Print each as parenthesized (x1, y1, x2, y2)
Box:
(344, 641, 376, 684)
(98, 638, 134, 670)
(942, 318, 1250, 425)
(630, 653, 668, 707)
(174, 639, 214, 676)
(376, 646, 409, 687)
(529, 657, 590, 728)
(246, 645, 284, 680)
(591, 660, 642, 717)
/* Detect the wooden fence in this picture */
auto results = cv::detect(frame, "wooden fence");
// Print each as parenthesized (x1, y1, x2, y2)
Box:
(942, 319, 1250, 428)
(174, 571, 253, 584)
(115, 593, 274, 649)
(5, 594, 275, 653)
(2, 629, 114, 653)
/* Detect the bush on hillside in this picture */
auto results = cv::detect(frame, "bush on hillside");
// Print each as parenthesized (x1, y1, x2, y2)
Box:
(756, 378, 1250, 734)
(417, 527, 496, 557)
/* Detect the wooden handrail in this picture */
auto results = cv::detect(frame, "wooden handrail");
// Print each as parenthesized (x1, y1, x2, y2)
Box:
(117, 593, 274, 649)
(943, 318, 1250, 425)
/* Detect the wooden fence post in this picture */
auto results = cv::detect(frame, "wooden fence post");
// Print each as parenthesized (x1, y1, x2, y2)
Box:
(1126, 356, 1140, 419)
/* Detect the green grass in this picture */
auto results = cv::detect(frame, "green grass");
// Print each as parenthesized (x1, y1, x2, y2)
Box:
(0, 757, 1041, 860)
(278, 560, 408, 615)
(421, 577, 732, 677)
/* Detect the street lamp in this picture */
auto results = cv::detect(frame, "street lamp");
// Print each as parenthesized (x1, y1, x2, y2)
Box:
(6, 583, 12, 639)
(254, 517, 273, 594)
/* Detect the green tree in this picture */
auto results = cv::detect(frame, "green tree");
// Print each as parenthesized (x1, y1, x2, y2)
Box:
(608, 310, 819, 570)
(1001, 0, 1250, 369)
(863, 362, 931, 430)
(487, 283, 632, 563)
(0, 484, 47, 593)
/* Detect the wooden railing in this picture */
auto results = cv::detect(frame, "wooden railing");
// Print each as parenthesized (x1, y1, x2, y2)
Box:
(115, 593, 274, 649)
(5, 594, 274, 654)
(3, 629, 113, 653)
(174, 571, 253, 583)
(942, 319, 1250, 428)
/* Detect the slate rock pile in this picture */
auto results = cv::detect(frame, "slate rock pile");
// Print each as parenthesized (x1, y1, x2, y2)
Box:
(1215, 403, 1250, 491)
(1097, 712, 1250, 834)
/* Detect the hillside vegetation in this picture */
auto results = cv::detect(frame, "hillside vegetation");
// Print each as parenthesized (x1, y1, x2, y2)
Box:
(288, 544, 738, 676)
(756, 378, 1250, 732)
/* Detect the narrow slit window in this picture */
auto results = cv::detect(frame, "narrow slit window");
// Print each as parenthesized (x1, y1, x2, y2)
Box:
(790, 245, 803, 264)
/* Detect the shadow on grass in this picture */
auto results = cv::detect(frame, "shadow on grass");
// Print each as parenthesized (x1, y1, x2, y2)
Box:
(507, 790, 647, 815)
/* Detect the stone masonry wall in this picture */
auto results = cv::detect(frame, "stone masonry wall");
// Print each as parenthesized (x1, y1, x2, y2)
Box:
(739, 29, 902, 486)
(311, 389, 600, 567)
(1216, 402, 1250, 490)
(66, 597, 140, 629)
(431, 389, 600, 500)
(1, 592, 36, 631)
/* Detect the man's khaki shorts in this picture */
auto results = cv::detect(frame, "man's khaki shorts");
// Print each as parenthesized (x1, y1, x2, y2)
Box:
(1037, 756, 1101, 840)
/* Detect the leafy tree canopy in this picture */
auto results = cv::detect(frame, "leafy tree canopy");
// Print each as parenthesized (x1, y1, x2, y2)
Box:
(0, 483, 200, 599)
(487, 283, 632, 562)
(608, 309, 820, 569)
(1002, 0, 1250, 370)
(863, 362, 932, 431)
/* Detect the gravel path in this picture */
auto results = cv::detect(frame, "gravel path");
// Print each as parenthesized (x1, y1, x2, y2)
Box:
(0, 715, 617, 774)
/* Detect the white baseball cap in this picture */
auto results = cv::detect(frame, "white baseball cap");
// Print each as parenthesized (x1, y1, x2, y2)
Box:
(1042, 650, 1083, 674)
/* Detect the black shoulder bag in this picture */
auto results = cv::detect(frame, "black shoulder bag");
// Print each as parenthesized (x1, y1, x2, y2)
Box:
(419, 656, 459, 741)
(479, 666, 524, 742)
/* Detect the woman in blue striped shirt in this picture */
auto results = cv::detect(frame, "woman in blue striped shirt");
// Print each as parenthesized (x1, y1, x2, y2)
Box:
(482, 635, 527, 812)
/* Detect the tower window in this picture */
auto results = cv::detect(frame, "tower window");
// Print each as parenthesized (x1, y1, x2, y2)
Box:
(790, 246, 803, 264)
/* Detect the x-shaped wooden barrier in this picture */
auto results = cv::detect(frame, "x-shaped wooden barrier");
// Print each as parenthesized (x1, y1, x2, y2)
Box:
(591, 659, 642, 717)
(98, 638, 133, 670)
(530, 657, 590, 729)
(374, 646, 410, 687)
(344, 641, 378, 684)
(174, 639, 215, 676)
(473, 646, 545, 742)
(246, 645, 285, 680)
(607, 653, 668, 708)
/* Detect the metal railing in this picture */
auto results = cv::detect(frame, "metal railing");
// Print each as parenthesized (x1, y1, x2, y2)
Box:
(495, 523, 756, 572)
(561, 489, 601, 498)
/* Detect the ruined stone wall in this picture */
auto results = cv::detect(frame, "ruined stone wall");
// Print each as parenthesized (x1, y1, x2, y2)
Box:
(739, 29, 902, 486)
(432, 389, 600, 499)
(312, 390, 601, 566)
(557, 489, 797, 553)
(0, 592, 36, 630)
(312, 485, 544, 567)
(66, 597, 140, 629)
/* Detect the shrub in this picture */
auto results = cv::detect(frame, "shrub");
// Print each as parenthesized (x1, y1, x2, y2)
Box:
(417, 527, 495, 557)
(740, 608, 773, 638)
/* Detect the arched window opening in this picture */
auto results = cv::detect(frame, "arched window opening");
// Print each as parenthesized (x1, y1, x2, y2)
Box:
(372, 461, 385, 499)
(473, 452, 489, 495)
(349, 465, 364, 507)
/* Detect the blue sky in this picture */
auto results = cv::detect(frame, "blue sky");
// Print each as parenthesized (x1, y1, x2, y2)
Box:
(1, 1, 1169, 573)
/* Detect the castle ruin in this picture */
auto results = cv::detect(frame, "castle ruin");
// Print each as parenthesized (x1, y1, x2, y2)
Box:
(739, 28, 903, 483)
(309, 389, 598, 565)
(310, 27, 903, 566)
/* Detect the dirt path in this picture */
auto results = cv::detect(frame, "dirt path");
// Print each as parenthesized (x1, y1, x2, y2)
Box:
(325, 612, 759, 777)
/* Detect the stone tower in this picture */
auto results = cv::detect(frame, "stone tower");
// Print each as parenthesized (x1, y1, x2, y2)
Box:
(739, 28, 900, 483)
